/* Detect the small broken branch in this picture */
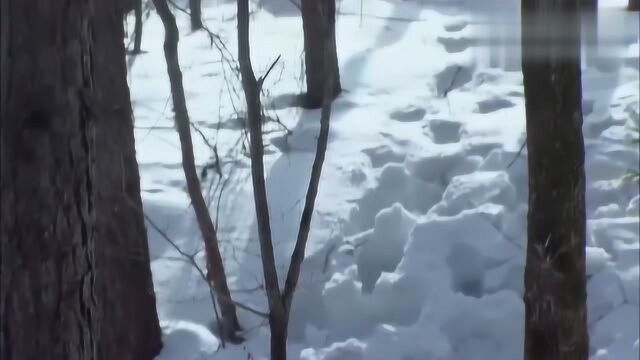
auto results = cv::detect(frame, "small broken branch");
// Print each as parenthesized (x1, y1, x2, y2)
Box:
(143, 212, 269, 319)
(507, 138, 527, 169)
(257, 55, 282, 89)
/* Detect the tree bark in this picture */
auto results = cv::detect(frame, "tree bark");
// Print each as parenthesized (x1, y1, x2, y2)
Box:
(91, 2, 163, 359)
(133, 0, 144, 53)
(153, 0, 242, 342)
(521, 1, 589, 359)
(301, 0, 341, 109)
(0, 1, 97, 359)
(237, 1, 288, 355)
(270, 318, 289, 360)
(190, 0, 203, 31)
(582, 0, 598, 67)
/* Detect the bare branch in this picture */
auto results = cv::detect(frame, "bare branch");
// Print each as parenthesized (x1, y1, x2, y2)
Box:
(257, 54, 282, 89)
(153, 0, 242, 343)
(507, 138, 527, 169)
(144, 213, 270, 319)
(237, 0, 285, 320)
(282, 4, 336, 310)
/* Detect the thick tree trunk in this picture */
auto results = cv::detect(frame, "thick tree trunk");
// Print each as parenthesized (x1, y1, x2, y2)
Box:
(630, 0, 640, 11)
(91, 2, 163, 359)
(301, 0, 341, 109)
(521, 1, 589, 359)
(582, 0, 598, 67)
(153, 0, 242, 342)
(190, 0, 203, 30)
(133, 0, 144, 53)
(0, 1, 97, 359)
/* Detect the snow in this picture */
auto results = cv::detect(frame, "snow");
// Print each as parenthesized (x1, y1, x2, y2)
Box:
(126, 0, 639, 359)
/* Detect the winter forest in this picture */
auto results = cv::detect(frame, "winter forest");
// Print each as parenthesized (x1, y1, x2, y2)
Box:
(1, 0, 639, 359)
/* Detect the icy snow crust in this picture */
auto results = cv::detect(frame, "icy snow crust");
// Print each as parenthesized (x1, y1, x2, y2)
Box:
(128, 0, 639, 358)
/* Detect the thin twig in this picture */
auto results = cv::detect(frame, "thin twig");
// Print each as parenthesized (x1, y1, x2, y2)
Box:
(507, 138, 527, 169)
(282, 0, 336, 313)
(257, 54, 282, 89)
(143, 212, 270, 319)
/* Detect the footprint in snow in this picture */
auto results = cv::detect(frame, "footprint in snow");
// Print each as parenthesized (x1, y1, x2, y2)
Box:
(424, 118, 463, 144)
(435, 64, 474, 96)
(389, 106, 427, 122)
(474, 97, 515, 114)
(437, 36, 474, 54)
(443, 19, 469, 32)
(362, 145, 406, 168)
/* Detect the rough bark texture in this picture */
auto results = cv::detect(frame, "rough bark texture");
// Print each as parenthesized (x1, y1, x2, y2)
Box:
(190, 0, 203, 30)
(522, 0, 589, 359)
(153, 0, 242, 342)
(133, 0, 144, 53)
(0, 1, 97, 359)
(301, 0, 341, 109)
(91, 2, 163, 359)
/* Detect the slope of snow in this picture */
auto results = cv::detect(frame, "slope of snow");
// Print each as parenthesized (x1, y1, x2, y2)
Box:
(126, 0, 640, 359)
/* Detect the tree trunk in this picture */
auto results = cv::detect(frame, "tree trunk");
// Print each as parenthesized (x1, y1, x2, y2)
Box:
(582, 0, 598, 67)
(153, 0, 242, 342)
(91, 1, 163, 359)
(0, 1, 97, 359)
(301, 0, 341, 109)
(270, 318, 289, 360)
(237, 0, 291, 357)
(630, 0, 640, 11)
(521, 1, 589, 359)
(133, 0, 144, 53)
(190, 0, 203, 30)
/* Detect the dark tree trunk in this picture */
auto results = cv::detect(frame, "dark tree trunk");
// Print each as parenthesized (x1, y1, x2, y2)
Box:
(190, 0, 203, 30)
(582, 0, 598, 67)
(0, 1, 97, 359)
(270, 318, 289, 360)
(153, 0, 242, 343)
(133, 0, 144, 54)
(521, 0, 589, 359)
(91, 1, 163, 359)
(630, 0, 640, 11)
(301, 0, 341, 109)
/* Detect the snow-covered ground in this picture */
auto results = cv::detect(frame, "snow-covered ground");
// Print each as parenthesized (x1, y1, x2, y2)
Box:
(126, 0, 639, 359)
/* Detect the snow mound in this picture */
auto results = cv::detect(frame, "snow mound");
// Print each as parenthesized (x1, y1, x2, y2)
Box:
(591, 305, 640, 360)
(348, 163, 443, 232)
(430, 171, 517, 216)
(300, 339, 366, 360)
(356, 203, 416, 293)
(587, 269, 626, 325)
(406, 144, 480, 185)
(156, 321, 220, 360)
